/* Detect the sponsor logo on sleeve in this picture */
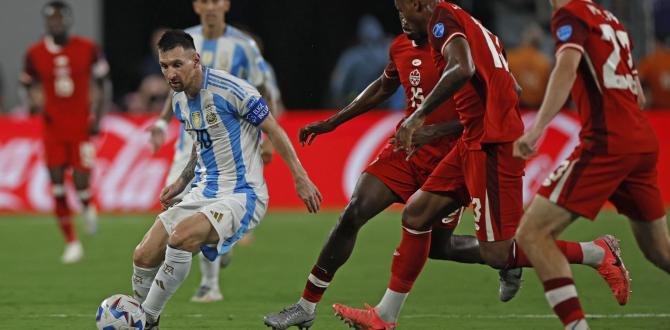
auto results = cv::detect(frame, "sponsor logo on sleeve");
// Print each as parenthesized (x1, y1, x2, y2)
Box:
(557, 25, 573, 41)
(432, 22, 445, 38)
(244, 96, 270, 126)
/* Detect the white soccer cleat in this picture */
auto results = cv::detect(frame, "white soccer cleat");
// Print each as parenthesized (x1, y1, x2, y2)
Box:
(61, 241, 83, 264)
(190, 285, 223, 303)
(83, 204, 98, 235)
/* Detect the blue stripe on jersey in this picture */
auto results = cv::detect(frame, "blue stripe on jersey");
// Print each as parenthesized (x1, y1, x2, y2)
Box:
(208, 73, 247, 98)
(207, 80, 244, 101)
(230, 44, 249, 78)
(201, 39, 218, 69)
(193, 162, 201, 188)
(202, 67, 210, 89)
(174, 101, 186, 150)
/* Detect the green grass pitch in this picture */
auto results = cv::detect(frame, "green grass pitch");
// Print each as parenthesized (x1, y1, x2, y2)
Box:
(0, 210, 668, 329)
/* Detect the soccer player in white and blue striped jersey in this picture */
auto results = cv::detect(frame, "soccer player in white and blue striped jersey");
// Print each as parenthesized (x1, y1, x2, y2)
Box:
(147, 0, 281, 303)
(131, 30, 322, 329)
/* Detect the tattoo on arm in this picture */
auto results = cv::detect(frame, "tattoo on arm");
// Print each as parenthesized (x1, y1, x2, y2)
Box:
(179, 145, 198, 183)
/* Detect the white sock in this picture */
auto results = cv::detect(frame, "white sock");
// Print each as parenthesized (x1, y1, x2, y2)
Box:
(131, 264, 159, 304)
(198, 253, 221, 290)
(375, 288, 408, 323)
(565, 319, 590, 330)
(580, 242, 605, 267)
(297, 297, 317, 314)
(142, 246, 192, 318)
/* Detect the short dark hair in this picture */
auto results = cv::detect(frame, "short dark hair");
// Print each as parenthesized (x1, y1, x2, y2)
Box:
(42, 1, 72, 18)
(157, 30, 196, 52)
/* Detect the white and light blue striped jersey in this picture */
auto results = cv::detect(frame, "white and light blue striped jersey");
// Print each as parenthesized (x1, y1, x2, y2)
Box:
(172, 67, 270, 200)
(173, 24, 273, 157)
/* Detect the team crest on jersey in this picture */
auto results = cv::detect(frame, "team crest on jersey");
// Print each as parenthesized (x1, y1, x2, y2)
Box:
(412, 59, 422, 66)
(409, 69, 421, 87)
(202, 51, 214, 67)
(205, 104, 217, 125)
(432, 22, 445, 38)
(191, 111, 202, 129)
(557, 25, 573, 41)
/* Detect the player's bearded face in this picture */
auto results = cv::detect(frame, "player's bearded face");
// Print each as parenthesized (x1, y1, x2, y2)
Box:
(159, 48, 199, 92)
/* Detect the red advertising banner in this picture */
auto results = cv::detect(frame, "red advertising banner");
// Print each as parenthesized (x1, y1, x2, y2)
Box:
(0, 111, 668, 212)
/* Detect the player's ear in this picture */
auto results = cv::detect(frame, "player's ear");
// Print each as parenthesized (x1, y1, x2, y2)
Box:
(192, 52, 200, 67)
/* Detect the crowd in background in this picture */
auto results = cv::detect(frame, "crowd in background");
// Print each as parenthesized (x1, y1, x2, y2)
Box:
(1, 0, 669, 114)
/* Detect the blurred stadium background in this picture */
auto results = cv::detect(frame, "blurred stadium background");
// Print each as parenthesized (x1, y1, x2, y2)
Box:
(1, 0, 669, 329)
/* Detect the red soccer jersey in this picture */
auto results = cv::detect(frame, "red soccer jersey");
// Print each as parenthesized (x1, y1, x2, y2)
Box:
(551, 0, 658, 154)
(384, 34, 459, 169)
(22, 36, 108, 141)
(428, 2, 523, 150)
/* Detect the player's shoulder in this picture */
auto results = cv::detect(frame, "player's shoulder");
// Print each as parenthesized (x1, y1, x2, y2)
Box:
(224, 25, 253, 41)
(26, 40, 45, 55)
(184, 25, 203, 36)
(435, 1, 461, 13)
(553, 1, 592, 24)
(69, 35, 97, 48)
(206, 68, 256, 96)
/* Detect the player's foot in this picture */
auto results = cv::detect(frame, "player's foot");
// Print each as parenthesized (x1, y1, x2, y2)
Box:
(61, 241, 83, 264)
(190, 285, 223, 303)
(332, 303, 396, 330)
(83, 204, 98, 235)
(220, 251, 233, 268)
(499, 268, 523, 302)
(145, 314, 160, 330)
(594, 235, 631, 305)
(264, 303, 316, 330)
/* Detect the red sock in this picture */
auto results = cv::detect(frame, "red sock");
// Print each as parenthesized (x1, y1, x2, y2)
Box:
(509, 240, 584, 267)
(301, 265, 334, 303)
(388, 227, 431, 293)
(543, 277, 586, 326)
(55, 197, 76, 243)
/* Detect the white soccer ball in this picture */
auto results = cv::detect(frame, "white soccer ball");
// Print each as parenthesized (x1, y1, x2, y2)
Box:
(95, 294, 146, 330)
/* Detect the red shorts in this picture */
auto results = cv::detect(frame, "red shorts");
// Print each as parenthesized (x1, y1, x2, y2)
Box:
(537, 147, 665, 222)
(422, 140, 525, 241)
(364, 144, 461, 230)
(43, 138, 95, 171)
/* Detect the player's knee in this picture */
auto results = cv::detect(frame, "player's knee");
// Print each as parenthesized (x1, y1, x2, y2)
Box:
(401, 204, 430, 231)
(337, 199, 370, 233)
(168, 227, 202, 252)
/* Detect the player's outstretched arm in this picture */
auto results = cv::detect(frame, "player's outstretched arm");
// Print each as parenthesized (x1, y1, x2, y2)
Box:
(148, 93, 176, 153)
(259, 114, 323, 213)
(513, 48, 581, 160)
(395, 37, 474, 151)
(160, 144, 196, 209)
(299, 74, 400, 146)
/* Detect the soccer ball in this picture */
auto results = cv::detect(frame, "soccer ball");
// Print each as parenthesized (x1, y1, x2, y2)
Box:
(95, 294, 146, 330)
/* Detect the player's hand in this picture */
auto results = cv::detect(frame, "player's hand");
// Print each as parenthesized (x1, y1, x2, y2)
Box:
(260, 138, 274, 164)
(294, 175, 323, 213)
(394, 114, 425, 153)
(160, 179, 186, 210)
(298, 120, 336, 146)
(148, 125, 167, 154)
(513, 128, 542, 160)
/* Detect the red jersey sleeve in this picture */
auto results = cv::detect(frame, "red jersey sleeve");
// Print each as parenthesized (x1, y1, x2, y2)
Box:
(551, 8, 589, 55)
(20, 52, 38, 85)
(428, 6, 465, 57)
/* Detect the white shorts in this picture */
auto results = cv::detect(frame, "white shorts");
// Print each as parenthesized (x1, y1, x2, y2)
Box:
(165, 131, 194, 198)
(158, 190, 268, 261)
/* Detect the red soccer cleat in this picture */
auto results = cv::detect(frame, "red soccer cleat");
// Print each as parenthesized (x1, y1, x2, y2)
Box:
(332, 303, 397, 330)
(594, 235, 631, 305)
